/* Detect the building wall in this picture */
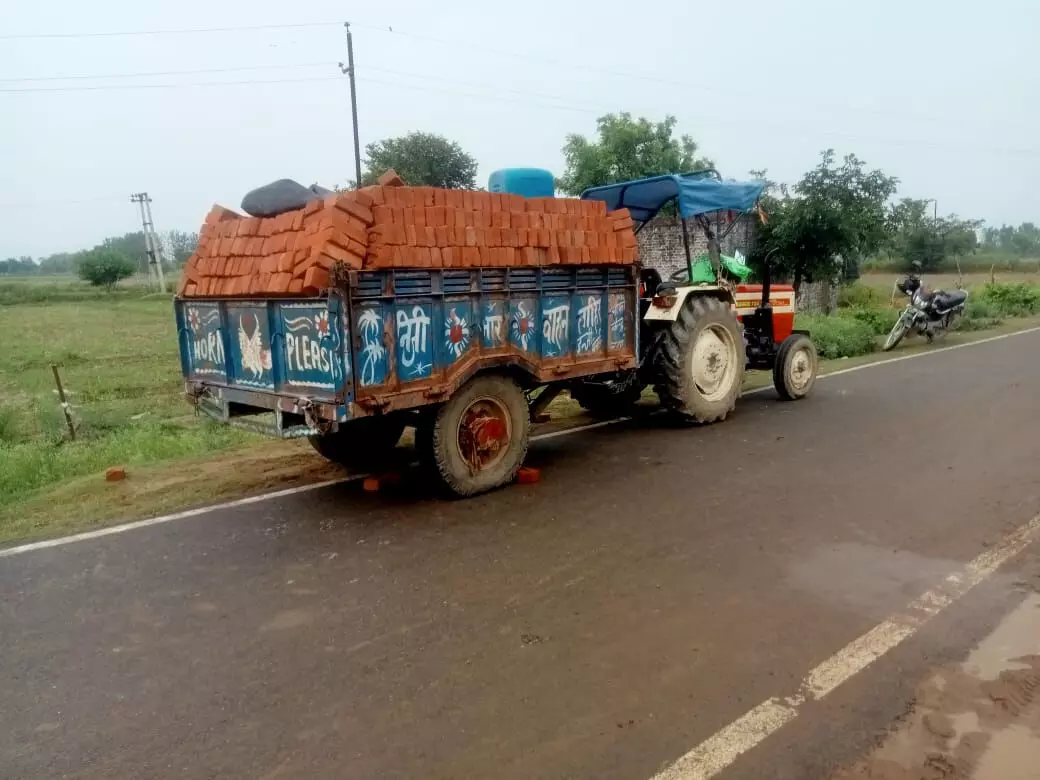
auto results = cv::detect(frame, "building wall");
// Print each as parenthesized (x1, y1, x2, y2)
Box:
(635, 214, 757, 280)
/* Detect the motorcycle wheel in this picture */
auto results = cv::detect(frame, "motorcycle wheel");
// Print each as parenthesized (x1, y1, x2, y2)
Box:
(882, 317, 909, 352)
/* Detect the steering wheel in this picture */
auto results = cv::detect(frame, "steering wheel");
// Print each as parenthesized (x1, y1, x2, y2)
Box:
(669, 268, 691, 283)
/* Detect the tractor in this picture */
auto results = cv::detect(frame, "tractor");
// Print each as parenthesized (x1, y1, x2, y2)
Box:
(569, 170, 818, 420)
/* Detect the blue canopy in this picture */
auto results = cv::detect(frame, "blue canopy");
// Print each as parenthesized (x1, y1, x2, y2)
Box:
(580, 172, 766, 224)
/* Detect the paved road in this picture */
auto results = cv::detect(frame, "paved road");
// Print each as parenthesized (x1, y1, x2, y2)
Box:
(4, 331, 1040, 780)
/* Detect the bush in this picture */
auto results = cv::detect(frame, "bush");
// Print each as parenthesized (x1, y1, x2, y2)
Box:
(842, 306, 901, 336)
(837, 282, 885, 309)
(77, 249, 136, 290)
(796, 313, 877, 359)
(976, 281, 1040, 317)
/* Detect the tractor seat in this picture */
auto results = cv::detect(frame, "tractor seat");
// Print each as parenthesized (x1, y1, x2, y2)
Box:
(935, 290, 967, 309)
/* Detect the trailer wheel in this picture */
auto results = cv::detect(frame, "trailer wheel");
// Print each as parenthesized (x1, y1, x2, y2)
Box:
(308, 415, 407, 470)
(773, 334, 817, 400)
(569, 371, 645, 418)
(654, 295, 744, 423)
(421, 374, 530, 497)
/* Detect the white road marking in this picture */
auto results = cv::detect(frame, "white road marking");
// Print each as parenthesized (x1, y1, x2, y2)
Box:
(650, 511, 1040, 780)
(1, 325, 1037, 559)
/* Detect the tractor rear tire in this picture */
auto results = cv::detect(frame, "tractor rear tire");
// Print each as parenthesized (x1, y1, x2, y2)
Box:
(773, 334, 818, 400)
(570, 371, 645, 418)
(419, 374, 530, 497)
(654, 295, 744, 423)
(308, 415, 407, 470)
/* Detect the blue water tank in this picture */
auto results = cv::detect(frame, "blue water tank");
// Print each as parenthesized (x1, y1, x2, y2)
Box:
(487, 168, 555, 198)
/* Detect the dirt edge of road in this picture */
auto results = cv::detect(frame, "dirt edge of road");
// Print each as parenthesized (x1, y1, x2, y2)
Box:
(3, 320, 1039, 548)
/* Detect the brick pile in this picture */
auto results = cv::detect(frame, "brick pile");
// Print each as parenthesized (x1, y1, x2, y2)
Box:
(179, 180, 638, 298)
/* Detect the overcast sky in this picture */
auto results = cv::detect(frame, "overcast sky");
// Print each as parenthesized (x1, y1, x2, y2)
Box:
(3, 0, 1037, 258)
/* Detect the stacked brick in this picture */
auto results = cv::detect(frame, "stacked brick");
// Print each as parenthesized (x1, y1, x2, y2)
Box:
(178, 184, 638, 298)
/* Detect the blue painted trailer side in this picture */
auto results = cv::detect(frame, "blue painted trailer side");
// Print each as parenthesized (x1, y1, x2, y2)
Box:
(175, 265, 637, 436)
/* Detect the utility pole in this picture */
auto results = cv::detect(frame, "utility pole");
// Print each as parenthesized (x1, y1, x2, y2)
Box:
(338, 22, 363, 188)
(130, 192, 166, 292)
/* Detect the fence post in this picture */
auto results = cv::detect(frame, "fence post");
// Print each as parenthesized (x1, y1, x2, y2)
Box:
(50, 364, 76, 441)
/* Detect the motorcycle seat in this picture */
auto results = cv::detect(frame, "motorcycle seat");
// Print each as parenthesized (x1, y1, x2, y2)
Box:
(934, 290, 967, 309)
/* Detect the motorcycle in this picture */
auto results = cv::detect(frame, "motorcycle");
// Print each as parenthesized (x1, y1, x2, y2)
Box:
(882, 269, 968, 352)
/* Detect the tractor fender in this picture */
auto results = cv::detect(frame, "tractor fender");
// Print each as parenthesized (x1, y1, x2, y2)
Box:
(643, 285, 735, 322)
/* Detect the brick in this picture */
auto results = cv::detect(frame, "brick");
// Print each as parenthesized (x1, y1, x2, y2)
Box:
(358, 185, 383, 205)
(497, 228, 514, 248)
(613, 217, 635, 232)
(451, 209, 466, 230)
(461, 246, 480, 267)
(504, 194, 525, 212)
(445, 189, 463, 208)
(334, 196, 374, 225)
(367, 245, 394, 268)
(432, 188, 447, 207)
(315, 210, 368, 245)
(435, 225, 451, 247)
(490, 211, 508, 229)
(372, 205, 393, 224)
(302, 265, 330, 293)
(315, 239, 364, 269)
(619, 230, 637, 248)
(524, 197, 546, 214)
(417, 226, 434, 247)
(426, 205, 447, 227)
(474, 209, 492, 229)
(516, 228, 529, 247)
(422, 187, 437, 207)
(463, 210, 476, 228)
(571, 230, 585, 248)
(410, 206, 427, 227)
(462, 190, 475, 211)
(429, 247, 443, 268)
(303, 199, 324, 218)
(463, 226, 477, 247)
(377, 168, 405, 186)
(581, 247, 592, 263)
(380, 186, 399, 207)
(287, 278, 304, 294)
(585, 231, 599, 249)
(440, 246, 455, 268)
(349, 189, 374, 208)
(554, 230, 569, 248)
(487, 227, 503, 246)
(487, 192, 502, 212)
(521, 247, 539, 267)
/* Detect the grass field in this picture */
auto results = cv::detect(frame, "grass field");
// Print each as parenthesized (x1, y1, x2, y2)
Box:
(1, 272, 1038, 545)
(858, 270, 1040, 298)
(0, 278, 253, 539)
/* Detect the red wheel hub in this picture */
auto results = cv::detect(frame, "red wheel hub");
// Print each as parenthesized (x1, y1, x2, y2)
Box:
(457, 398, 511, 472)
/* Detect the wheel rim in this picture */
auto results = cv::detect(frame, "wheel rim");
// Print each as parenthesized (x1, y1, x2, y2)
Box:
(786, 346, 814, 393)
(884, 319, 906, 349)
(690, 324, 738, 402)
(456, 396, 511, 473)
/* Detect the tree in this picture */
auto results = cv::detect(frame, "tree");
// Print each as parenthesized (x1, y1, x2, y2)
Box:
(359, 132, 478, 189)
(0, 256, 38, 275)
(77, 248, 136, 290)
(161, 230, 199, 266)
(751, 150, 898, 290)
(557, 113, 714, 196)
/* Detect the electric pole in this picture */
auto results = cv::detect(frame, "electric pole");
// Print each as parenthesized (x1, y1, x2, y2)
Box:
(130, 192, 167, 292)
(338, 22, 363, 188)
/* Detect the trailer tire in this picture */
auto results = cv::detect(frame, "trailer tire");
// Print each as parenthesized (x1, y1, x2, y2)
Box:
(569, 371, 645, 418)
(308, 415, 407, 470)
(773, 334, 817, 400)
(422, 374, 530, 497)
(654, 295, 744, 423)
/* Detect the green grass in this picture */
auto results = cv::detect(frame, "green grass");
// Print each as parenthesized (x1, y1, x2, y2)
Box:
(0, 288, 254, 529)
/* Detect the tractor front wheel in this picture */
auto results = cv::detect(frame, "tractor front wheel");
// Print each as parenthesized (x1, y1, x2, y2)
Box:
(654, 295, 745, 423)
(773, 334, 818, 400)
(418, 374, 530, 497)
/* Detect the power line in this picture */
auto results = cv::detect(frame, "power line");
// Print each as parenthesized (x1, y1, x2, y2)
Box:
(0, 61, 336, 82)
(0, 75, 343, 93)
(0, 21, 340, 40)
